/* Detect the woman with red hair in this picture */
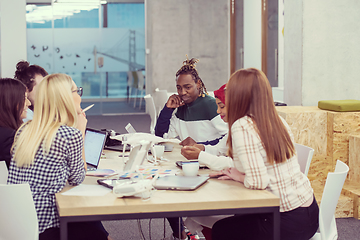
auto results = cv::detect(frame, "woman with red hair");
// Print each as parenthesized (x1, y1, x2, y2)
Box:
(211, 68, 319, 240)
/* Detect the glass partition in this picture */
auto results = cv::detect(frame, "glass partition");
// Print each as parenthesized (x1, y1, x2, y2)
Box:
(26, 1, 145, 115)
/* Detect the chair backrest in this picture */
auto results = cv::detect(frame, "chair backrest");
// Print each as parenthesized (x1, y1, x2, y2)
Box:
(144, 94, 157, 134)
(207, 91, 214, 98)
(316, 160, 349, 240)
(132, 71, 139, 88)
(0, 183, 39, 240)
(136, 71, 145, 89)
(0, 161, 8, 184)
(294, 143, 314, 176)
(154, 88, 169, 117)
(127, 71, 134, 87)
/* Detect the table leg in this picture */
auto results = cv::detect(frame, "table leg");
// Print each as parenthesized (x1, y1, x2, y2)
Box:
(273, 209, 280, 240)
(60, 218, 68, 240)
(178, 217, 182, 239)
(353, 195, 359, 219)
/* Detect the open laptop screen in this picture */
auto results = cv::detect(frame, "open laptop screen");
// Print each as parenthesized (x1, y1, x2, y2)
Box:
(84, 128, 107, 169)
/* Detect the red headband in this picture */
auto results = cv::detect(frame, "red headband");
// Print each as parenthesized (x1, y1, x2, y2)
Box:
(214, 84, 226, 104)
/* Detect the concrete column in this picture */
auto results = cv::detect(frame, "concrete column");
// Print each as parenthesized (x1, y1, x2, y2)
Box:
(146, 0, 230, 94)
(0, 0, 27, 78)
(283, 0, 303, 106)
(284, 0, 360, 106)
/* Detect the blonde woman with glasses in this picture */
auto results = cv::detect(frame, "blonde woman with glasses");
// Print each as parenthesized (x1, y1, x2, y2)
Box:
(7, 73, 111, 240)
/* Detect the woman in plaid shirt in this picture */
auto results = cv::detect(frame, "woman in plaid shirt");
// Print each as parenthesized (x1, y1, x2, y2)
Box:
(211, 68, 319, 240)
(8, 74, 110, 240)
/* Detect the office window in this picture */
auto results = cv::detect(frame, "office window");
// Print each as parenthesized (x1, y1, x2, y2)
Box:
(53, 3, 99, 28)
(106, 3, 144, 28)
(26, 4, 52, 28)
(26, 1, 145, 114)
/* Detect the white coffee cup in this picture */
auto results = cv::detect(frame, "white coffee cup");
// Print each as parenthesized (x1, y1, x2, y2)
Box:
(182, 161, 199, 177)
(151, 145, 165, 159)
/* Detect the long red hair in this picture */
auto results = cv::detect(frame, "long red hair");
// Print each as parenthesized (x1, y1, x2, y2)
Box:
(226, 68, 295, 164)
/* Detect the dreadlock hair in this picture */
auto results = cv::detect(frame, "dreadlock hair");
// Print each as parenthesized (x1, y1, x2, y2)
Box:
(175, 56, 207, 97)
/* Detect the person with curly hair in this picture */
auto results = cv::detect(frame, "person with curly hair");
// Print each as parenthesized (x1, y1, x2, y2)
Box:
(155, 57, 227, 240)
(155, 56, 227, 147)
(14, 60, 48, 122)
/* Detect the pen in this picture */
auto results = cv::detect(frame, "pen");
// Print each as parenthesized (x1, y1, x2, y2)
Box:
(82, 104, 94, 113)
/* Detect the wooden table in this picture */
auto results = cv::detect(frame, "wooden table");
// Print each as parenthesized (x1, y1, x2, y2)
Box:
(56, 146, 280, 240)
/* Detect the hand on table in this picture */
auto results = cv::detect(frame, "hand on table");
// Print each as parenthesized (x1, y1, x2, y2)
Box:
(181, 146, 202, 160)
(180, 137, 197, 146)
(218, 167, 245, 182)
(166, 94, 185, 109)
(209, 171, 225, 178)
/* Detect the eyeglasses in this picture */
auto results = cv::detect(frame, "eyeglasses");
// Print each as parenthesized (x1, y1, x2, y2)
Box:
(72, 87, 83, 97)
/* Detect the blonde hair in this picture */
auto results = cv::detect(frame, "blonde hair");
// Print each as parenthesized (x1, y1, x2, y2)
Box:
(12, 73, 78, 167)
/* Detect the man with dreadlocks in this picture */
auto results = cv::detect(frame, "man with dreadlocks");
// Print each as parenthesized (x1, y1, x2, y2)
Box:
(155, 57, 227, 146)
(155, 57, 228, 240)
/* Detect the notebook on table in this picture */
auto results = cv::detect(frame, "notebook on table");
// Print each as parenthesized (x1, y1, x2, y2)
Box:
(154, 175, 209, 191)
(84, 128, 107, 171)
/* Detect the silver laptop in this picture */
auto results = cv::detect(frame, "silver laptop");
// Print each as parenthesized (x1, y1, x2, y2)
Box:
(154, 175, 209, 191)
(84, 128, 107, 171)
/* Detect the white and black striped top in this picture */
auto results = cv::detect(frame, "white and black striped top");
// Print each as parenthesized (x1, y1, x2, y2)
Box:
(155, 94, 228, 145)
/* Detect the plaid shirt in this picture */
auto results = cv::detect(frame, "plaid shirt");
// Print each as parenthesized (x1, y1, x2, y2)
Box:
(231, 116, 313, 212)
(8, 125, 86, 233)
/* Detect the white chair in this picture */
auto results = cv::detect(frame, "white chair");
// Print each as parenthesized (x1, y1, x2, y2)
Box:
(310, 160, 349, 240)
(135, 71, 146, 109)
(0, 183, 39, 240)
(144, 94, 157, 134)
(207, 91, 214, 98)
(154, 88, 169, 117)
(127, 71, 134, 103)
(0, 161, 8, 184)
(295, 143, 314, 176)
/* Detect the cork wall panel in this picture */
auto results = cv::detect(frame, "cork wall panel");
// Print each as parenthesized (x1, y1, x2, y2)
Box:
(276, 106, 360, 218)
(276, 106, 329, 183)
(349, 135, 360, 182)
(276, 106, 327, 155)
(329, 112, 360, 168)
